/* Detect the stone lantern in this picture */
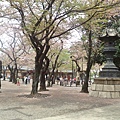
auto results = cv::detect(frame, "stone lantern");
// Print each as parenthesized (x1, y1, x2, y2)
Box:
(89, 28, 120, 98)
(99, 28, 120, 77)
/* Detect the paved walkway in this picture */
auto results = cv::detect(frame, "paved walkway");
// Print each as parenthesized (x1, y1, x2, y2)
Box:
(0, 80, 120, 120)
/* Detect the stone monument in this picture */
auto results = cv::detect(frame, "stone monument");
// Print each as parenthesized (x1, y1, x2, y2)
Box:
(89, 28, 120, 98)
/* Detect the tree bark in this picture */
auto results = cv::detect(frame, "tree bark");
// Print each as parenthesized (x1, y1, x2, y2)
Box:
(81, 30, 92, 93)
(8, 64, 18, 84)
(40, 56, 49, 89)
(40, 70, 46, 91)
(31, 60, 41, 95)
(81, 62, 92, 93)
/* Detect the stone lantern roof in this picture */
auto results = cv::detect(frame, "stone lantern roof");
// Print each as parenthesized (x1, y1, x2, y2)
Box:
(99, 28, 120, 41)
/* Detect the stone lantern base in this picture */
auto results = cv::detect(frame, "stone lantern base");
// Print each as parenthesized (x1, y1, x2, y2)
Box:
(89, 77, 120, 98)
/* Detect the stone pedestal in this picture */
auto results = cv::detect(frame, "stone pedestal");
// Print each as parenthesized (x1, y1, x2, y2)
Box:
(89, 78, 120, 98)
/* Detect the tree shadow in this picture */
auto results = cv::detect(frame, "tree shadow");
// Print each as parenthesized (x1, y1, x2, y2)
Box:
(17, 93, 51, 99)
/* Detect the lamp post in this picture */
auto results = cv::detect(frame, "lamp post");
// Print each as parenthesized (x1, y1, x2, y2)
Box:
(72, 60, 73, 79)
(70, 56, 74, 79)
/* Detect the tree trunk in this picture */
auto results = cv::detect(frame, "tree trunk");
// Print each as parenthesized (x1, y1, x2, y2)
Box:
(3, 70, 6, 81)
(31, 60, 41, 95)
(0, 79, 1, 90)
(47, 72, 54, 87)
(13, 68, 18, 84)
(12, 71, 16, 84)
(81, 63, 92, 93)
(40, 55, 49, 88)
(8, 65, 17, 83)
(81, 30, 92, 93)
(40, 70, 46, 91)
(9, 72, 13, 82)
(47, 80, 51, 87)
(31, 39, 50, 95)
(3, 66, 7, 81)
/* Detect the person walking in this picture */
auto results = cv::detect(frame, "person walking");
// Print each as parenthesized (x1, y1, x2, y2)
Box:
(70, 77, 73, 87)
(56, 76, 60, 85)
(60, 76, 63, 86)
(24, 76, 27, 85)
(27, 75, 31, 84)
(17, 77, 20, 86)
(64, 76, 67, 87)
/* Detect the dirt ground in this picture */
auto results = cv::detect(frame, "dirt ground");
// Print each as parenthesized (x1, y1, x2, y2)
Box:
(0, 80, 120, 120)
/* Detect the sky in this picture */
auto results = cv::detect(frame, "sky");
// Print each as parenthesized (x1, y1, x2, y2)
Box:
(64, 29, 82, 48)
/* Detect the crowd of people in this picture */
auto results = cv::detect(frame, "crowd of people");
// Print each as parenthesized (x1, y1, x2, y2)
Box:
(16, 73, 85, 87)
(56, 75, 84, 87)
(17, 74, 31, 86)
